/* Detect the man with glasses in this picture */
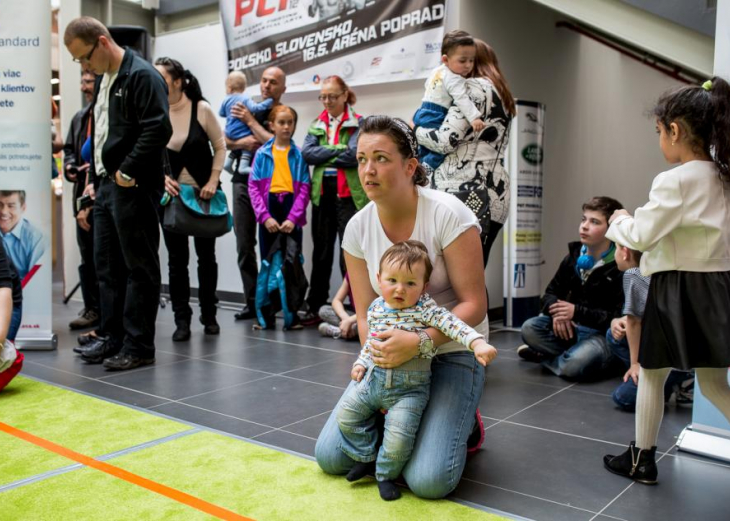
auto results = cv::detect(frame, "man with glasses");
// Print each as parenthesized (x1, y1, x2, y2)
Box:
(225, 67, 287, 321)
(64, 17, 172, 371)
(63, 69, 99, 331)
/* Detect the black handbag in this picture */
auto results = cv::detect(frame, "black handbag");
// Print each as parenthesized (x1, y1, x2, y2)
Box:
(162, 184, 233, 239)
(452, 120, 510, 244)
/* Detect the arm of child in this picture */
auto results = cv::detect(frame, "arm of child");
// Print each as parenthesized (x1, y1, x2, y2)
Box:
(606, 172, 683, 252)
(332, 278, 352, 322)
(442, 69, 483, 126)
(625, 315, 642, 385)
(420, 297, 493, 357)
(245, 96, 274, 115)
(285, 159, 311, 228)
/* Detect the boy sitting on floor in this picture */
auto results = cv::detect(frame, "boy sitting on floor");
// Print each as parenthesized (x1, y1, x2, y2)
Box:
(517, 196, 624, 381)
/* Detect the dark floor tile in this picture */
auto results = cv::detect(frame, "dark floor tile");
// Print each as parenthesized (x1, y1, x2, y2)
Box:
(571, 376, 625, 397)
(67, 379, 171, 409)
(150, 402, 271, 438)
(98, 359, 269, 401)
(509, 388, 691, 451)
(479, 376, 568, 420)
(20, 361, 88, 387)
(283, 353, 356, 389)
(181, 376, 343, 428)
(464, 422, 631, 512)
(603, 453, 730, 521)
(488, 329, 525, 351)
(453, 478, 594, 521)
(202, 341, 340, 374)
(253, 429, 317, 458)
(281, 410, 332, 439)
(23, 346, 188, 380)
(485, 357, 572, 390)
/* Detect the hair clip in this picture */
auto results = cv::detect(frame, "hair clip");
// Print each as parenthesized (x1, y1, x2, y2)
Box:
(702, 80, 712, 91)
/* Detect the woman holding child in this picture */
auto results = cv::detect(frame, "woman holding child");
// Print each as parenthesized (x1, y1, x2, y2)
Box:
(315, 115, 492, 499)
(416, 37, 516, 267)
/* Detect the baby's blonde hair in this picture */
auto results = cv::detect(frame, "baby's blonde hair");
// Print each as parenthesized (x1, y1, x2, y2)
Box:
(226, 71, 247, 93)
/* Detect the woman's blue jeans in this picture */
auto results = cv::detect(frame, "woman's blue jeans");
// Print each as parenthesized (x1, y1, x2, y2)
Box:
(315, 350, 485, 499)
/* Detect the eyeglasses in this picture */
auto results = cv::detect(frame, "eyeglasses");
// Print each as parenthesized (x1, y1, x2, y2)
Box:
(73, 39, 99, 64)
(318, 92, 344, 102)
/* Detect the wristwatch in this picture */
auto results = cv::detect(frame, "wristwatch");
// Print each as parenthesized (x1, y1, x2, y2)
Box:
(416, 329, 434, 356)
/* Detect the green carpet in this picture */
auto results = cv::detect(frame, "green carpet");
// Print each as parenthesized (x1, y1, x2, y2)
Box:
(1, 467, 211, 521)
(1, 376, 509, 520)
(0, 376, 190, 485)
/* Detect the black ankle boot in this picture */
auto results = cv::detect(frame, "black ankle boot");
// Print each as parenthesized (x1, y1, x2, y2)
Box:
(172, 321, 191, 342)
(200, 316, 220, 335)
(604, 441, 658, 485)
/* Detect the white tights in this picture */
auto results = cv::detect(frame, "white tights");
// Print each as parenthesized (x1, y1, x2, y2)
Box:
(636, 367, 730, 450)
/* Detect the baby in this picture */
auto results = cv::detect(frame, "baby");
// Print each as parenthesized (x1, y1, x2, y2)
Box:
(414, 29, 485, 172)
(337, 240, 497, 501)
(219, 71, 274, 175)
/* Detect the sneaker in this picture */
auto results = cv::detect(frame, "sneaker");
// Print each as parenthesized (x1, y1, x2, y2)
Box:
(318, 322, 341, 339)
(103, 353, 155, 371)
(517, 344, 545, 363)
(69, 309, 100, 330)
(298, 310, 322, 326)
(674, 376, 695, 407)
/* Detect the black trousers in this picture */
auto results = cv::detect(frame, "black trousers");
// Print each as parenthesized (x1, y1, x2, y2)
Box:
(482, 220, 504, 268)
(232, 177, 258, 309)
(76, 210, 99, 312)
(306, 177, 356, 311)
(94, 178, 161, 358)
(258, 193, 302, 259)
(162, 228, 218, 324)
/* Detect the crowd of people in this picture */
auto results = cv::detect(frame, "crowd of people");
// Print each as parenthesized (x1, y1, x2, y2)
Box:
(1, 13, 725, 504)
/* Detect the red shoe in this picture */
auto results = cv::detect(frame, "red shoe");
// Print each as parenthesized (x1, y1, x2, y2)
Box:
(466, 409, 485, 454)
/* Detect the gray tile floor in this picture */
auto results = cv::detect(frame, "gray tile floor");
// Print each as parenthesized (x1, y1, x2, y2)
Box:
(20, 284, 730, 521)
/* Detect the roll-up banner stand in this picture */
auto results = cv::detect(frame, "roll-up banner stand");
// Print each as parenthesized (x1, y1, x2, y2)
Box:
(503, 100, 545, 329)
(677, 0, 730, 463)
(0, 0, 56, 350)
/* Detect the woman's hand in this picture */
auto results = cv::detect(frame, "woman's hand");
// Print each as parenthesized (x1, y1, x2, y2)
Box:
(609, 209, 630, 224)
(200, 179, 218, 200)
(264, 218, 280, 233)
(369, 329, 419, 368)
(624, 362, 641, 385)
(279, 220, 295, 234)
(164, 176, 180, 197)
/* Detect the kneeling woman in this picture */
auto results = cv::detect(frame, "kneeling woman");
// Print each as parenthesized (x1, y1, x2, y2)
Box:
(315, 116, 489, 498)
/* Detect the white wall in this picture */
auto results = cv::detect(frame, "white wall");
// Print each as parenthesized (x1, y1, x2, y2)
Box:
(459, 0, 684, 290)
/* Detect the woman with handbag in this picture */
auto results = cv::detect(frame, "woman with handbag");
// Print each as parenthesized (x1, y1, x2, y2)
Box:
(154, 58, 226, 341)
(415, 39, 516, 267)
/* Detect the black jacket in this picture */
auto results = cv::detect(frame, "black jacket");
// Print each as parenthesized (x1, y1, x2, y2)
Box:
(63, 104, 92, 214)
(89, 49, 172, 192)
(541, 242, 624, 332)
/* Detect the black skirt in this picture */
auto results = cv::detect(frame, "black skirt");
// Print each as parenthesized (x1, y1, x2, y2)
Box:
(640, 270, 730, 370)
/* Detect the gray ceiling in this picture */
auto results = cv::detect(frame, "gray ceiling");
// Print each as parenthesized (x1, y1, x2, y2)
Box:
(618, 0, 716, 37)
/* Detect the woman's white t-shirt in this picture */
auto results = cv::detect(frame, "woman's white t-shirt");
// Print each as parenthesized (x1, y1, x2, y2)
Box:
(342, 186, 488, 354)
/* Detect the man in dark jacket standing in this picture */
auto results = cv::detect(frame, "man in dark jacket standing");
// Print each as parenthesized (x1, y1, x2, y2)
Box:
(63, 69, 98, 331)
(517, 197, 625, 381)
(64, 17, 172, 371)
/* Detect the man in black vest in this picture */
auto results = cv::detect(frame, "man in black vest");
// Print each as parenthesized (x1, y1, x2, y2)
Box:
(63, 69, 99, 332)
(65, 17, 172, 370)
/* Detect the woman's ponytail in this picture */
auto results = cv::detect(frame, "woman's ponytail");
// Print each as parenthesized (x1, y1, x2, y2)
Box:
(709, 77, 730, 180)
(182, 69, 205, 104)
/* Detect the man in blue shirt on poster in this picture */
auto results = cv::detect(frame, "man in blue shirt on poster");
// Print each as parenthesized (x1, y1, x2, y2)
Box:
(0, 190, 46, 281)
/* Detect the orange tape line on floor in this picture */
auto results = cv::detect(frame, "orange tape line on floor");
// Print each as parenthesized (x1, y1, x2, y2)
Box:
(0, 421, 253, 521)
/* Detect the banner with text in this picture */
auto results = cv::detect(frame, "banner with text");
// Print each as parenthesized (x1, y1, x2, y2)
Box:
(220, 0, 447, 92)
(503, 101, 546, 328)
(0, 0, 53, 348)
